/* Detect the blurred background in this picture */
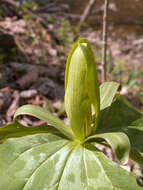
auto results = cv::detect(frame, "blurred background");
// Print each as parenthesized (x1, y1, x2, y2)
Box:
(0, 0, 143, 182)
(0, 0, 143, 124)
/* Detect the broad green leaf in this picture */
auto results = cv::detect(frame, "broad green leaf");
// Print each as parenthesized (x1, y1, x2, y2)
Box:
(122, 125, 143, 165)
(14, 105, 74, 140)
(98, 95, 142, 132)
(0, 122, 59, 142)
(65, 38, 100, 140)
(84, 132, 130, 164)
(98, 95, 143, 165)
(0, 134, 142, 190)
(92, 82, 120, 129)
(100, 81, 120, 110)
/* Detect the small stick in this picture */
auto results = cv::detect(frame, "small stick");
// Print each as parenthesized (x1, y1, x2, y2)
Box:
(79, 0, 96, 26)
(101, 0, 109, 82)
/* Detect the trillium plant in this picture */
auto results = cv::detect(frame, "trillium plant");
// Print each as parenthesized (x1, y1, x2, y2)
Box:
(0, 38, 143, 190)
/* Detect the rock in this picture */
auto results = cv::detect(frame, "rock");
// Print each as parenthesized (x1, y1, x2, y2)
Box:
(20, 89, 38, 98)
(33, 77, 64, 100)
(0, 87, 12, 112)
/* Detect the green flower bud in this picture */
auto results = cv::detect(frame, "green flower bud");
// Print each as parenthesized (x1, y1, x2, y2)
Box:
(65, 38, 100, 140)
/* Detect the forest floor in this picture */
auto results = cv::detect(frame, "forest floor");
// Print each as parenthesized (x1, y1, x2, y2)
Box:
(0, 16, 143, 126)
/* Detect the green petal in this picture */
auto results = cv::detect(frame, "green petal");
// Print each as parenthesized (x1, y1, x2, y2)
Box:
(80, 41, 100, 130)
(65, 38, 100, 140)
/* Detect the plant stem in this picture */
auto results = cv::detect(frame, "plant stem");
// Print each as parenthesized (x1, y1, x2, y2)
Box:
(101, 0, 109, 82)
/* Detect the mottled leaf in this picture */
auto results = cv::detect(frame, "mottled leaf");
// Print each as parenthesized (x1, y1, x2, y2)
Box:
(0, 134, 142, 190)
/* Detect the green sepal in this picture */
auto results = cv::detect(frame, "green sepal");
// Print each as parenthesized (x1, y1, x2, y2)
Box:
(84, 132, 130, 164)
(0, 121, 59, 142)
(14, 105, 74, 140)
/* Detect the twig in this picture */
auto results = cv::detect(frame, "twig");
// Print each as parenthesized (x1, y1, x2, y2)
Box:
(101, 0, 109, 82)
(79, 0, 96, 26)
(1, 0, 16, 6)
